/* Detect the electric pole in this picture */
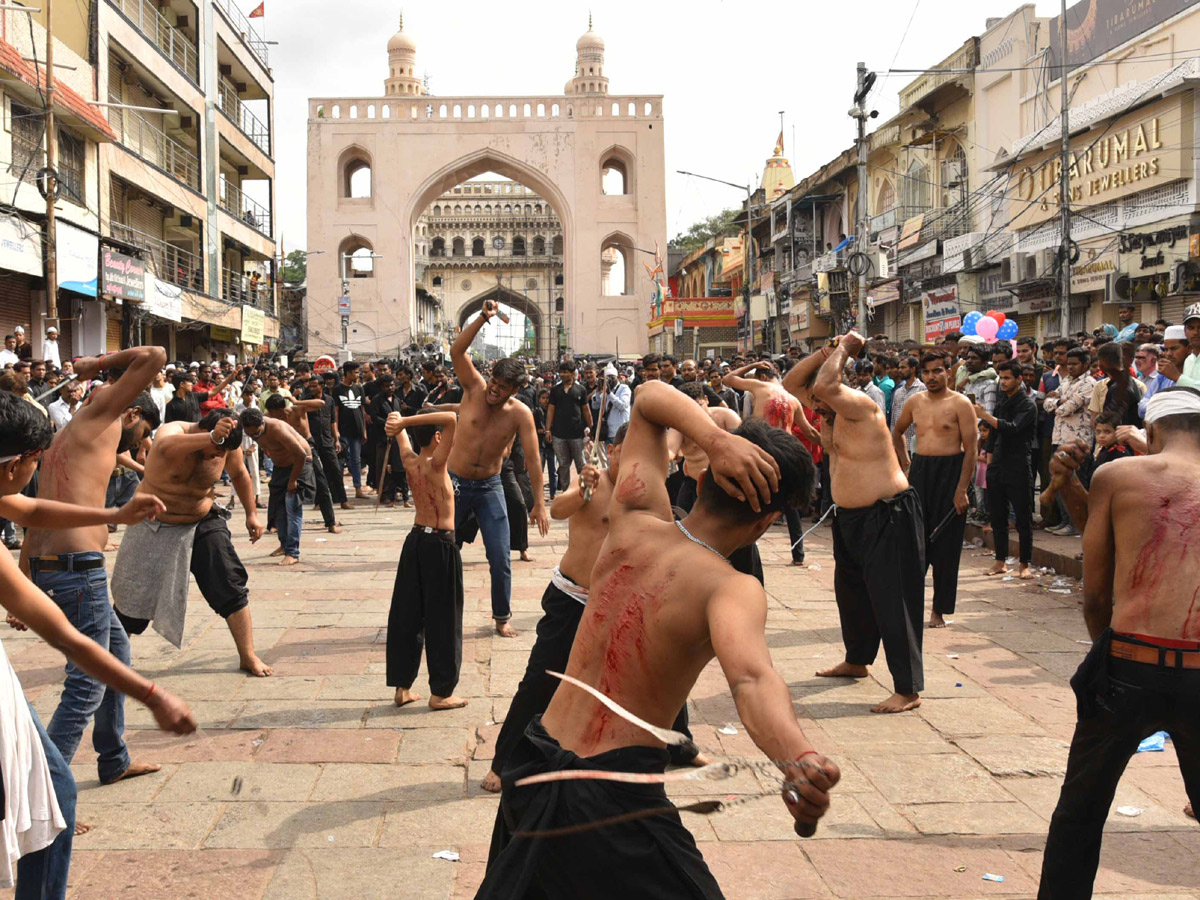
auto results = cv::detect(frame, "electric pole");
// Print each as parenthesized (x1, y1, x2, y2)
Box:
(853, 62, 874, 334)
(1058, 0, 1072, 338)
(44, 0, 59, 321)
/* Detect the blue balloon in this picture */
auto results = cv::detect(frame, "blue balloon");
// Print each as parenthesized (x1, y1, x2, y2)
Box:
(998, 320, 1019, 340)
(963, 311, 983, 326)
(961, 318, 977, 336)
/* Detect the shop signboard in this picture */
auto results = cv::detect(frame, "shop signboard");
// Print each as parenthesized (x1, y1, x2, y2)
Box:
(922, 284, 961, 342)
(57, 222, 97, 297)
(100, 249, 146, 302)
(0, 215, 42, 277)
(1049, 0, 1191, 74)
(1071, 249, 1117, 293)
(141, 276, 182, 322)
(241, 305, 265, 346)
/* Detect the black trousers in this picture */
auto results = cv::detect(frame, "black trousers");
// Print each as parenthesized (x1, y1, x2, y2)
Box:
(908, 453, 967, 615)
(386, 529, 464, 697)
(817, 456, 833, 516)
(987, 472, 1033, 564)
(310, 445, 337, 528)
(490, 580, 697, 776)
(501, 459, 528, 554)
(783, 504, 804, 563)
(374, 440, 407, 503)
(365, 433, 379, 490)
(831, 488, 925, 695)
(316, 444, 346, 504)
(1039, 648, 1200, 900)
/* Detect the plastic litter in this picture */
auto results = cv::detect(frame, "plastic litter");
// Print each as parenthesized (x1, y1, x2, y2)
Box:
(1115, 806, 1143, 817)
(250, 738, 264, 747)
(946, 654, 959, 659)
(315, 538, 328, 543)
(955, 682, 963, 687)
(718, 725, 739, 735)
(1048, 589, 1073, 595)
(1005, 557, 1018, 565)
(806, 564, 822, 571)
(1002, 576, 1015, 582)
(1075, 640, 1092, 645)
(1137, 731, 1168, 753)
(982, 874, 1005, 883)
(432, 850, 461, 862)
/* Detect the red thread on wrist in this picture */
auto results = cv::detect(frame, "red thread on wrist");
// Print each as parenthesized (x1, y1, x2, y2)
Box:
(794, 750, 819, 764)
(141, 682, 156, 704)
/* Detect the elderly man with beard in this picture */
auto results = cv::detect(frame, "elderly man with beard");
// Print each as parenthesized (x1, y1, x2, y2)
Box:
(18, 347, 167, 790)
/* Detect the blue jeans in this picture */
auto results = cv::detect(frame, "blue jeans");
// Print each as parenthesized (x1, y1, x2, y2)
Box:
(345, 437, 363, 489)
(282, 489, 303, 557)
(451, 472, 511, 621)
(105, 470, 140, 508)
(15, 704, 75, 900)
(32, 557, 131, 783)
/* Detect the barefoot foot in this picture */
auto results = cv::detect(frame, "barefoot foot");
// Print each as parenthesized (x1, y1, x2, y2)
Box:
(102, 761, 161, 786)
(871, 693, 921, 714)
(928, 611, 947, 629)
(816, 662, 869, 678)
(689, 752, 714, 767)
(495, 620, 518, 638)
(394, 687, 422, 707)
(74, 821, 92, 836)
(1185, 802, 1195, 820)
(429, 694, 469, 710)
(985, 561, 1008, 576)
(279, 555, 299, 566)
(240, 655, 274, 677)
(519, 551, 533, 562)
(481, 770, 502, 793)
(327, 524, 342, 534)
(1018, 564, 1036, 580)
(269, 546, 285, 557)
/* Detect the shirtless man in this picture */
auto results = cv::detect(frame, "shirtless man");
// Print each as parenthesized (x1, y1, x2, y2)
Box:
(1038, 387, 1200, 898)
(783, 331, 925, 713)
(478, 381, 834, 899)
(383, 410, 468, 712)
(448, 300, 548, 637)
(241, 401, 314, 566)
(481, 425, 628, 793)
(672, 382, 741, 513)
(21, 346, 167, 789)
(110, 411, 271, 676)
(722, 361, 814, 564)
(891, 351, 978, 628)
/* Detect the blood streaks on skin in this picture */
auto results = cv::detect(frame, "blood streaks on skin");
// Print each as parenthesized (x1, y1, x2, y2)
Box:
(764, 395, 794, 432)
(615, 463, 646, 505)
(1129, 496, 1200, 605)
(1184, 586, 1200, 640)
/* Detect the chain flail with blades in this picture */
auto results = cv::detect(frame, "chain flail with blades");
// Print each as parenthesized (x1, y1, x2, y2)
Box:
(510, 671, 831, 839)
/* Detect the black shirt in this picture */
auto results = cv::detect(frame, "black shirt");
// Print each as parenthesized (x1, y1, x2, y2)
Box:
(549, 382, 588, 440)
(164, 391, 210, 424)
(306, 394, 337, 452)
(367, 392, 401, 442)
(1095, 443, 1136, 469)
(1102, 377, 1144, 427)
(399, 382, 428, 416)
(986, 389, 1037, 481)
(333, 383, 366, 438)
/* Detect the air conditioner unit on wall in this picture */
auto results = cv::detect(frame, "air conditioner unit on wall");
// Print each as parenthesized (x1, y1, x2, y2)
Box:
(1002, 252, 1024, 285)
(1037, 248, 1057, 278)
(1023, 253, 1040, 283)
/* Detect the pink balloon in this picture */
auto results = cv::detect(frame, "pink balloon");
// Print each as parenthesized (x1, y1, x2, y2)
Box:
(975, 316, 999, 342)
(985, 310, 1006, 326)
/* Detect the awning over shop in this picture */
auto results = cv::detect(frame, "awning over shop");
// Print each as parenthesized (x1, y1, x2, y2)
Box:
(0, 38, 116, 142)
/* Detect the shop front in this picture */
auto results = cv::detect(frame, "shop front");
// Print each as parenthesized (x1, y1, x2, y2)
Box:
(1112, 218, 1199, 327)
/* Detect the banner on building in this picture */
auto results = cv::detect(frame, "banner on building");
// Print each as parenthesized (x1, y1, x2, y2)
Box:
(922, 284, 961, 342)
(1049, 0, 1190, 73)
(0, 215, 42, 276)
(57, 222, 98, 297)
(100, 249, 146, 302)
(241, 305, 265, 345)
(210, 325, 235, 342)
(1071, 249, 1117, 294)
(141, 276, 183, 323)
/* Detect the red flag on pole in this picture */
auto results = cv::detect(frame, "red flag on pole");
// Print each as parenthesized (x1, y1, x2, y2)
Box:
(248, 2, 264, 17)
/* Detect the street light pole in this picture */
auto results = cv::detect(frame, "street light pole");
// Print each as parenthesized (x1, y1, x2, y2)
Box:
(1058, 0, 1073, 339)
(855, 62, 870, 332)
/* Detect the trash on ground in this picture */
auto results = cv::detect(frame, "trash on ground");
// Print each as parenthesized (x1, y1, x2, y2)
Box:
(806, 564, 822, 571)
(1005, 557, 1018, 565)
(231, 776, 243, 796)
(946, 654, 959, 659)
(432, 850, 461, 862)
(1137, 731, 1168, 753)
(1075, 640, 1092, 645)
(1002, 576, 1015, 582)
(1115, 806, 1143, 817)
(982, 874, 1005, 883)
(1049, 589, 1073, 595)
(718, 725, 739, 735)
(315, 538, 328, 543)
(955, 682, 963, 687)
(954, 865, 967, 873)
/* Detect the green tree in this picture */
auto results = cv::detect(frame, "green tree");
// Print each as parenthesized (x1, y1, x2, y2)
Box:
(670, 208, 739, 254)
(281, 250, 307, 284)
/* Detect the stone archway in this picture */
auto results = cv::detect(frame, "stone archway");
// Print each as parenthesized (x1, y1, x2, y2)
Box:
(457, 283, 543, 357)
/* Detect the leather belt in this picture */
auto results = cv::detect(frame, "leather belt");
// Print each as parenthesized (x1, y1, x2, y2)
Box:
(31, 555, 106, 572)
(411, 525, 455, 539)
(1110, 639, 1200, 670)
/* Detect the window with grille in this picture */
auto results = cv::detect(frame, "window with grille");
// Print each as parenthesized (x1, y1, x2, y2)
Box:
(57, 129, 85, 204)
(9, 102, 44, 186)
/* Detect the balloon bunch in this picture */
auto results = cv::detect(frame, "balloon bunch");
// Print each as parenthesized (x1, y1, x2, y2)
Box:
(962, 310, 1018, 343)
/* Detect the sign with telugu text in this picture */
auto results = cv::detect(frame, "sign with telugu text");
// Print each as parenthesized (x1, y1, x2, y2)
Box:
(100, 249, 146, 302)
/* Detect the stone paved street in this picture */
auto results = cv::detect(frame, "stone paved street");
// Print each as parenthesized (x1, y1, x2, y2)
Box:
(4, 495, 1197, 900)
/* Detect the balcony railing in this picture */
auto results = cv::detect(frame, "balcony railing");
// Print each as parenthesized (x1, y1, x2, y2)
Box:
(222, 267, 271, 309)
(107, 0, 199, 83)
(218, 80, 271, 156)
(214, 0, 270, 69)
(219, 178, 272, 238)
(107, 93, 200, 190)
(109, 222, 203, 293)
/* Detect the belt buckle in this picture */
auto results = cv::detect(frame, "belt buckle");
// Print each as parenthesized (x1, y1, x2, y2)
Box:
(423, 526, 433, 534)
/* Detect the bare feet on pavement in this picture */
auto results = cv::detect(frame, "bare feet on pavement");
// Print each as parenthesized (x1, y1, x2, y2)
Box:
(519, 551, 533, 562)
(481, 770, 502, 793)
(269, 547, 285, 557)
(240, 655, 273, 677)
(1018, 563, 1036, 579)
(495, 619, 518, 638)
(429, 694, 468, 710)
(1185, 802, 1195, 820)
(985, 561, 1008, 576)
(74, 821, 92, 836)
(102, 761, 161, 786)
(394, 687, 422, 707)
(689, 752, 713, 767)
(928, 611, 947, 628)
(816, 661, 869, 678)
(872, 692, 921, 714)
(279, 556, 299, 566)
(327, 524, 342, 534)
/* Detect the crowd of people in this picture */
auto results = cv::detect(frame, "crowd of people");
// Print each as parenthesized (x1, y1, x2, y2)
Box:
(0, 294, 1196, 899)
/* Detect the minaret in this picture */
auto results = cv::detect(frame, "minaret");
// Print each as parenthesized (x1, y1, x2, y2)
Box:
(565, 14, 608, 96)
(385, 13, 423, 97)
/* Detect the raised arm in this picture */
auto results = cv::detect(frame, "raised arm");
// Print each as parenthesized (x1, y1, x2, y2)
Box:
(708, 575, 840, 831)
(450, 301, 496, 393)
(70, 345, 167, 428)
(811, 333, 878, 421)
(550, 464, 598, 520)
(290, 398, 326, 414)
(782, 349, 830, 409)
(386, 411, 458, 468)
(722, 361, 772, 394)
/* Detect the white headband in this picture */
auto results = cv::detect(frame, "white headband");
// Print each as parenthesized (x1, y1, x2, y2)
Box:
(1144, 389, 1200, 426)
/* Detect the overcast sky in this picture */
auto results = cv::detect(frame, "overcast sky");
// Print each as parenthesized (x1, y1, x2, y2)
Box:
(265, 0, 1064, 253)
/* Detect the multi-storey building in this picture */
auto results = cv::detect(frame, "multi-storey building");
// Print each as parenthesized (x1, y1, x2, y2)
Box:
(0, 0, 277, 361)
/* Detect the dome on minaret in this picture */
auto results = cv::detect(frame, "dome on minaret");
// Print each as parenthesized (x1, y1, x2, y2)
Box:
(385, 13, 423, 97)
(566, 15, 609, 97)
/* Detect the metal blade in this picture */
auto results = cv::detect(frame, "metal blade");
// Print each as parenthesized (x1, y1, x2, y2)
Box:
(32, 373, 78, 405)
(546, 670, 695, 750)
